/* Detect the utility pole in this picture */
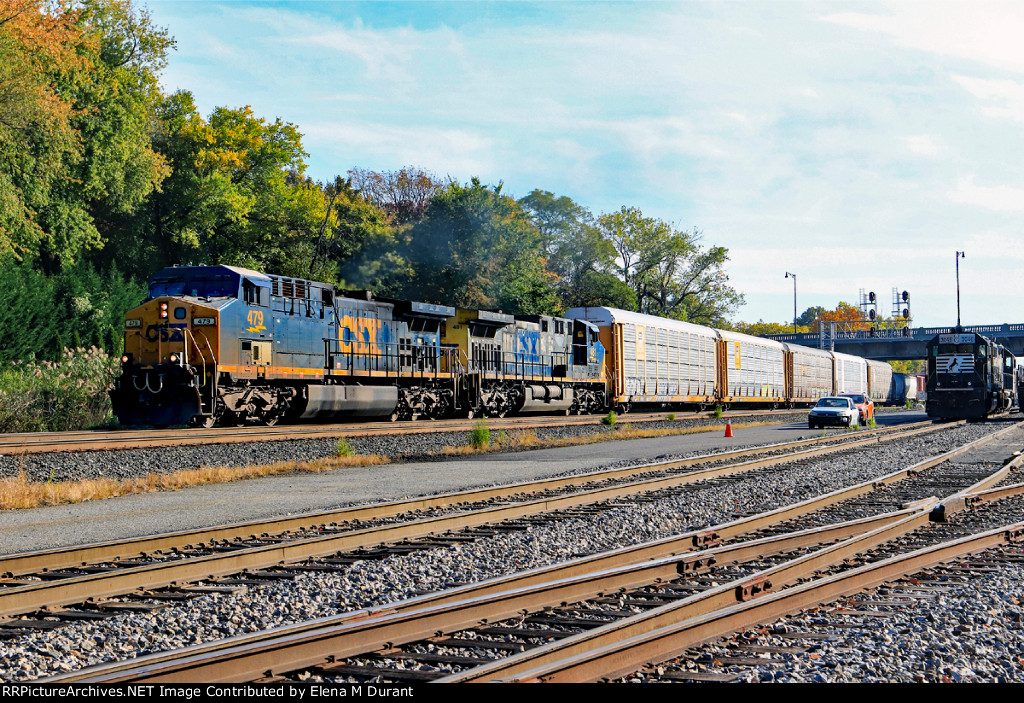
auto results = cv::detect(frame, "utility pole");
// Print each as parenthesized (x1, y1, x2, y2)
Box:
(955, 251, 965, 329)
(784, 272, 797, 333)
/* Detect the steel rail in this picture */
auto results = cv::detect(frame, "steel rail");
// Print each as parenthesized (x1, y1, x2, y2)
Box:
(48, 423, 1019, 683)
(54, 505, 927, 683)
(499, 519, 1024, 683)
(60, 474, 1024, 684)
(929, 446, 1024, 521)
(0, 409, 799, 454)
(0, 419, 942, 577)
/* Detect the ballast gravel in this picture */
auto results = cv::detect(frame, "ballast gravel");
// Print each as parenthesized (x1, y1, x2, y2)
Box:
(1, 421, 1017, 681)
(0, 411, 814, 483)
(641, 559, 1024, 684)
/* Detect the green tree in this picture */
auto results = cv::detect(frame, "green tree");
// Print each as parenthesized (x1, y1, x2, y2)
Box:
(797, 305, 827, 328)
(307, 175, 397, 289)
(0, 254, 144, 362)
(398, 179, 560, 314)
(519, 189, 634, 310)
(115, 93, 324, 277)
(63, 0, 172, 263)
(598, 207, 742, 325)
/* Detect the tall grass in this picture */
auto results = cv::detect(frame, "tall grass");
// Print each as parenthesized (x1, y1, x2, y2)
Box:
(470, 420, 491, 449)
(0, 347, 118, 432)
(0, 453, 387, 510)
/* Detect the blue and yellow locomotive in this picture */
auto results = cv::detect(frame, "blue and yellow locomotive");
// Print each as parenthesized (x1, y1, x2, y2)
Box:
(111, 265, 608, 426)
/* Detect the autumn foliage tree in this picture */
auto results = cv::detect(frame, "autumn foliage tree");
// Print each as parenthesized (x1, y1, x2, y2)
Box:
(814, 302, 870, 332)
(0, 0, 173, 269)
(348, 166, 445, 225)
(0, 0, 90, 261)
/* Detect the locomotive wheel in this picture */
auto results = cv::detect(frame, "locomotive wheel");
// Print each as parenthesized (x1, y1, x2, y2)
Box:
(190, 414, 216, 429)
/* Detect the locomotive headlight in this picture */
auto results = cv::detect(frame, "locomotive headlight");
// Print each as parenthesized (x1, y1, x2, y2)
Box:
(169, 353, 179, 364)
(160, 302, 169, 319)
(125, 319, 142, 328)
(121, 354, 132, 364)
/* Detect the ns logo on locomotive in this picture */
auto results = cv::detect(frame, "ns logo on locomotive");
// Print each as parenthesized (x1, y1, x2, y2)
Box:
(112, 265, 914, 428)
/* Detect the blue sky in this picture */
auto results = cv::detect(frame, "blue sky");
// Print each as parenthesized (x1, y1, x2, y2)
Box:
(144, 0, 1024, 328)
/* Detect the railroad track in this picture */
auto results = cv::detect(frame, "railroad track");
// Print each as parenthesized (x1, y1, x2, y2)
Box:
(32, 419, 1024, 682)
(0, 408, 808, 454)
(0, 420, 940, 624)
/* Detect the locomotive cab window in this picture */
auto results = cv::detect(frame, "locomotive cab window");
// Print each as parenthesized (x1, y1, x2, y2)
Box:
(242, 279, 267, 306)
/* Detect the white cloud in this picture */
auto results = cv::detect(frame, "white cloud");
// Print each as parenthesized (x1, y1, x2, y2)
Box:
(904, 135, 944, 157)
(951, 176, 1024, 212)
(302, 121, 495, 177)
(951, 74, 1024, 122)
(823, 3, 1024, 75)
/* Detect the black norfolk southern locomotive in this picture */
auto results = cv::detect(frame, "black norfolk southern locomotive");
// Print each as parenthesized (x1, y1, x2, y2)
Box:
(925, 331, 1018, 419)
(111, 265, 608, 427)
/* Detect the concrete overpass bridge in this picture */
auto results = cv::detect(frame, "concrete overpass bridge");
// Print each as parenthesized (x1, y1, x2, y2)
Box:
(766, 323, 1024, 360)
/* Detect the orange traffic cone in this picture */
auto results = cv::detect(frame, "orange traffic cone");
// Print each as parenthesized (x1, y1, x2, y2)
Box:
(724, 419, 733, 437)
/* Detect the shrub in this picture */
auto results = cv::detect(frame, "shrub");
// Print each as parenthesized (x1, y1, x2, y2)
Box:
(334, 437, 355, 457)
(470, 420, 491, 449)
(712, 405, 723, 418)
(601, 411, 617, 427)
(666, 413, 676, 421)
(867, 417, 877, 429)
(0, 347, 119, 432)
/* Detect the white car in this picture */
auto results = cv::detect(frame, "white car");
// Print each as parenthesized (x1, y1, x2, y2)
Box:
(808, 396, 859, 429)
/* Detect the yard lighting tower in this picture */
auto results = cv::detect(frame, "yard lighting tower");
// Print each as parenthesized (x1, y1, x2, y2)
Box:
(784, 272, 797, 333)
(955, 251, 965, 329)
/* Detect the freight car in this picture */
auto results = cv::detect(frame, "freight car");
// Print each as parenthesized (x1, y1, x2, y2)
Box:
(925, 331, 1018, 419)
(563, 306, 895, 413)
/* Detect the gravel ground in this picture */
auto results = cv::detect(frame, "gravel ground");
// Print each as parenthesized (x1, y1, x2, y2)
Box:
(650, 558, 1024, 683)
(0, 419, 1010, 682)
(0, 409, 883, 483)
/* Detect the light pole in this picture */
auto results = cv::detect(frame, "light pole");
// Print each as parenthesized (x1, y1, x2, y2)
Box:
(955, 251, 965, 329)
(784, 272, 797, 333)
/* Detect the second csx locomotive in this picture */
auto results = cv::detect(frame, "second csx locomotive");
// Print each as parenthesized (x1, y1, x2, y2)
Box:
(113, 265, 910, 427)
(925, 331, 1019, 419)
